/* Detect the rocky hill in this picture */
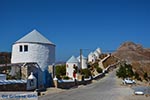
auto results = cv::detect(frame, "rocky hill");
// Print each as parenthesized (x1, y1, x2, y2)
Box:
(113, 42, 150, 78)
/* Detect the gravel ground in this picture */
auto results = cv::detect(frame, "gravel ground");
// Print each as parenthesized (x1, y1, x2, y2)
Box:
(115, 73, 150, 100)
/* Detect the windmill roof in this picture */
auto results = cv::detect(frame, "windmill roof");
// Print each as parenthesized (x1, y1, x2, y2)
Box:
(15, 29, 55, 45)
(67, 56, 79, 63)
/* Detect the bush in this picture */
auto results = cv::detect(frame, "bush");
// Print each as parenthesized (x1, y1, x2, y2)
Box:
(73, 66, 78, 73)
(81, 69, 91, 78)
(96, 67, 102, 73)
(93, 62, 99, 68)
(116, 65, 126, 79)
(55, 65, 66, 79)
(116, 64, 134, 79)
(63, 76, 70, 80)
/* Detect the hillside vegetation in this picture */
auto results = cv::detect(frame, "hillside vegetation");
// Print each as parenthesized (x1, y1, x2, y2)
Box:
(0, 52, 11, 64)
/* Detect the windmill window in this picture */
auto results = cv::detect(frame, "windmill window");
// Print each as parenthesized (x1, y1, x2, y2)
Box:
(19, 45, 23, 52)
(24, 45, 28, 52)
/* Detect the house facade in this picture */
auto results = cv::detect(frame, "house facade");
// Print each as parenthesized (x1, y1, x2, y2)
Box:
(66, 56, 80, 79)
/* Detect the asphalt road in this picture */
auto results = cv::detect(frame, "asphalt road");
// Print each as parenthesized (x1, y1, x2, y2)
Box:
(39, 70, 130, 100)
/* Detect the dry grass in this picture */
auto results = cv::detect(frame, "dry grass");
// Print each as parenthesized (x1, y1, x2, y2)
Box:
(132, 61, 150, 79)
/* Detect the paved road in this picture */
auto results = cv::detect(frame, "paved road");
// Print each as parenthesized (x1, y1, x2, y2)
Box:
(39, 70, 130, 100)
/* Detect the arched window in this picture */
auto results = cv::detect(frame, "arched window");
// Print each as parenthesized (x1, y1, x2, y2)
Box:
(30, 79, 34, 86)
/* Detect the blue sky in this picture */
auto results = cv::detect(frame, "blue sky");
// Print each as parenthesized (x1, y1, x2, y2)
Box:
(0, 0, 150, 61)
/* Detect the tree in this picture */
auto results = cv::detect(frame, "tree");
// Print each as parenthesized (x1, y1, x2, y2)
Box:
(55, 65, 66, 79)
(81, 69, 91, 78)
(116, 65, 126, 79)
(92, 62, 102, 73)
(125, 64, 134, 77)
(116, 64, 134, 79)
(96, 67, 102, 73)
(73, 65, 78, 73)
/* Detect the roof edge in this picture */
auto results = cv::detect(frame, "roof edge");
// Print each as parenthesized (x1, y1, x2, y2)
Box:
(13, 42, 56, 46)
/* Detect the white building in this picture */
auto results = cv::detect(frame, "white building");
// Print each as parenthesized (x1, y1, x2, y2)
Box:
(96, 48, 102, 55)
(66, 56, 80, 79)
(11, 29, 55, 87)
(93, 50, 99, 59)
(93, 48, 102, 59)
(88, 48, 102, 63)
(77, 55, 87, 69)
(88, 52, 96, 63)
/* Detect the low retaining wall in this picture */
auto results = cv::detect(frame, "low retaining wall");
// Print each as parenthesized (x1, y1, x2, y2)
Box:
(93, 73, 105, 80)
(58, 79, 92, 89)
(58, 81, 76, 89)
(0, 83, 26, 91)
(56, 73, 106, 89)
(78, 79, 92, 85)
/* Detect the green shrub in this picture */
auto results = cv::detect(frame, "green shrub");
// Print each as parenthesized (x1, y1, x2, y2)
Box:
(96, 67, 102, 73)
(56, 75, 61, 80)
(116, 64, 134, 79)
(93, 62, 99, 68)
(81, 69, 91, 78)
(55, 65, 66, 79)
(63, 76, 70, 80)
(73, 66, 78, 73)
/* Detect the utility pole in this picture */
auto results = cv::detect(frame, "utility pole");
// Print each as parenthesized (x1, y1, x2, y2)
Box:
(80, 49, 82, 69)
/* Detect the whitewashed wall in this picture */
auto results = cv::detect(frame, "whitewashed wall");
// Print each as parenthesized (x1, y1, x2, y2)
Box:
(66, 62, 79, 79)
(94, 51, 99, 59)
(11, 43, 55, 71)
(96, 48, 102, 55)
(77, 57, 87, 69)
